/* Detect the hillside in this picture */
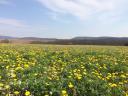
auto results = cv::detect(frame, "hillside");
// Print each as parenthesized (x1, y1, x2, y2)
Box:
(0, 36, 128, 46)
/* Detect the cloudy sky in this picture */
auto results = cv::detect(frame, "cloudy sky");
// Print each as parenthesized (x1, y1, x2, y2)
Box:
(0, 0, 128, 38)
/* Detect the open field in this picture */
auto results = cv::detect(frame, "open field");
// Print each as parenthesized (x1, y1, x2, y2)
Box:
(0, 44, 128, 96)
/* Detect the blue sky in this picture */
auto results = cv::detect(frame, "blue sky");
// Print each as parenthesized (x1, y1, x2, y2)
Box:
(0, 0, 128, 38)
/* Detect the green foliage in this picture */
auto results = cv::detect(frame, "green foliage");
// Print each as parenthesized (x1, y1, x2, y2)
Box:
(0, 45, 128, 96)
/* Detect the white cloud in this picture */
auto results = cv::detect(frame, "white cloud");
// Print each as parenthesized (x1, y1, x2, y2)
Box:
(0, 18, 27, 27)
(37, 0, 126, 20)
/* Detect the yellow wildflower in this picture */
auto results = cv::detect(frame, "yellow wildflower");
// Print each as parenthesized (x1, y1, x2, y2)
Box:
(77, 76, 82, 80)
(24, 64, 29, 68)
(5, 85, 10, 89)
(25, 90, 31, 96)
(62, 90, 68, 96)
(44, 95, 49, 96)
(14, 91, 20, 95)
(11, 73, 16, 78)
(0, 83, 4, 87)
(109, 83, 117, 87)
(68, 82, 74, 88)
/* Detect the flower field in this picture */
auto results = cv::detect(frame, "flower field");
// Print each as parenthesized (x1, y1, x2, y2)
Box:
(0, 44, 128, 96)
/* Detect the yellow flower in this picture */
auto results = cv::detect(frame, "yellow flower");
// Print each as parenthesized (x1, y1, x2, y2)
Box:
(24, 64, 29, 68)
(68, 82, 74, 88)
(68, 76, 72, 78)
(5, 85, 10, 89)
(25, 90, 31, 96)
(34, 73, 38, 76)
(77, 76, 82, 80)
(44, 95, 49, 96)
(14, 91, 20, 95)
(15, 66, 23, 71)
(0, 83, 4, 87)
(62, 90, 68, 96)
(109, 83, 117, 87)
(6, 66, 9, 69)
(120, 74, 126, 78)
(83, 72, 87, 75)
(62, 90, 66, 94)
(11, 73, 16, 78)
(119, 82, 123, 85)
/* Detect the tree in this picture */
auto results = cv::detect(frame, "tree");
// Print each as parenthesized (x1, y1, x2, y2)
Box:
(124, 43, 128, 46)
(1, 39, 10, 43)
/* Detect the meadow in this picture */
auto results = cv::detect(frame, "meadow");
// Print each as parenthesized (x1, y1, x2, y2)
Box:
(0, 44, 128, 96)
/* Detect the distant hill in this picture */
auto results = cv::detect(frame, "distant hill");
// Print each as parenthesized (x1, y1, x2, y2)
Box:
(70, 37, 128, 45)
(72, 37, 128, 40)
(41, 37, 128, 46)
(0, 35, 128, 46)
(0, 36, 16, 39)
(19, 37, 57, 41)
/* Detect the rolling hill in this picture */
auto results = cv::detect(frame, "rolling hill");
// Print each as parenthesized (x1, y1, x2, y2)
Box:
(0, 35, 128, 46)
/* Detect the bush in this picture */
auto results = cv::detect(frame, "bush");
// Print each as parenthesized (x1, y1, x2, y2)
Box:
(124, 43, 128, 46)
(0, 39, 10, 43)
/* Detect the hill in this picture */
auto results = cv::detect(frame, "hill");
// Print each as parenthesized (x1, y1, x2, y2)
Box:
(0, 36, 16, 39)
(0, 35, 128, 46)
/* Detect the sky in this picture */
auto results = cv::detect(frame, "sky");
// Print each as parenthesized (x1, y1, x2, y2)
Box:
(0, 0, 128, 38)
